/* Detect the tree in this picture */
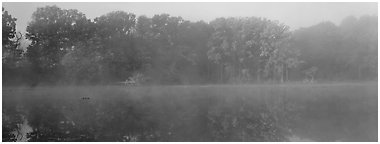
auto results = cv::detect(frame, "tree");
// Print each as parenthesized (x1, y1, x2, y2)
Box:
(61, 36, 104, 84)
(176, 21, 214, 83)
(135, 15, 155, 75)
(340, 15, 377, 80)
(2, 7, 17, 48)
(136, 14, 204, 84)
(92, 11, 140, 82)
(2, 7, 25, 85)
(260, 21, 301, 82)
(25, 5, 92, 84)
(207, 18, 233, 82)
(291, 15, 377, 81)
(292, 22, 343, 80)
(207, 17, 300, 83)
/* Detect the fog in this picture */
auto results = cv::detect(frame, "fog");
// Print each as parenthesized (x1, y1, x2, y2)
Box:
(2, 2, 378, 142)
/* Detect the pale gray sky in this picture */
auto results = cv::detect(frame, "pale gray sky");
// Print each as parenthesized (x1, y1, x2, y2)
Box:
(2, 2, 378, 33)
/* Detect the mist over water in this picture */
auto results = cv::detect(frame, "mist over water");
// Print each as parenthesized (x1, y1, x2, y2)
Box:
(2, 2, 378, 142)
(2, 82, 377, 142)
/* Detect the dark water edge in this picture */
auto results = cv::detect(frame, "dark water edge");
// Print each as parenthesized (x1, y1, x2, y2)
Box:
(2, 82, 377, 142)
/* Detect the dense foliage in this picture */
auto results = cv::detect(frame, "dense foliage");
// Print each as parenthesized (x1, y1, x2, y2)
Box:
(291, 16, 378, 81)
(3, 5, 377, 85)
(2, 7, 24, 84)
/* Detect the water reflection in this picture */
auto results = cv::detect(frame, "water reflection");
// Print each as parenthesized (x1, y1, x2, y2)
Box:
(2, 84, 377, 142)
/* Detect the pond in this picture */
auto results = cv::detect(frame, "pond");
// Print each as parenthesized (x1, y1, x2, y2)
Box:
(3, 83, 377, 142)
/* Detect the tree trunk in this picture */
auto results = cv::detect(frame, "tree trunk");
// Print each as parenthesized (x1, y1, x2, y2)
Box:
(272, 65, 275, 83)
(207, 61, 210, 81)
(220, 64, 223, 83)
(257, 69, 261, 82)
(358, 65, 362, 80)
(286, 66, 289, 82)
(280, 64, 284, 83)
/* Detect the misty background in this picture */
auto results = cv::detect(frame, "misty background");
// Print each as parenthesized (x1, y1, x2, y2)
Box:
(2, 2, 378, 85)
(2, 2, 378, 142)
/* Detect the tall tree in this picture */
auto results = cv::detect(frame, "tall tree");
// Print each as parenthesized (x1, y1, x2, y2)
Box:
(2, 7, 17, 49)
(207, 17, 299, 83)
(2, 7, 25, 85)
(340, 15, 377, 80)
(93, 11, 139, 82)
(25, 5, 92, 84)
(61, 36, 104, 84)
(136, 14, 197, 84)
(292, 15, 377, 81)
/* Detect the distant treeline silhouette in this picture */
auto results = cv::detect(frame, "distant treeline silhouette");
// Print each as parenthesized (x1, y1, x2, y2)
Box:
(2, 6, 377, 85)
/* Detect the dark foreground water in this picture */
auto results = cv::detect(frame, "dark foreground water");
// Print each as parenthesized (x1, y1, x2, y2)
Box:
(2, 82, 377, 142)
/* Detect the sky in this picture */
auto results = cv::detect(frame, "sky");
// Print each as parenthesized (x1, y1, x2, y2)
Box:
(2, 2, 378, 33)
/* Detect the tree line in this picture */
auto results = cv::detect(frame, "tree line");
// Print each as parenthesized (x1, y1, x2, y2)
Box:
(2, 6, 377, 86)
